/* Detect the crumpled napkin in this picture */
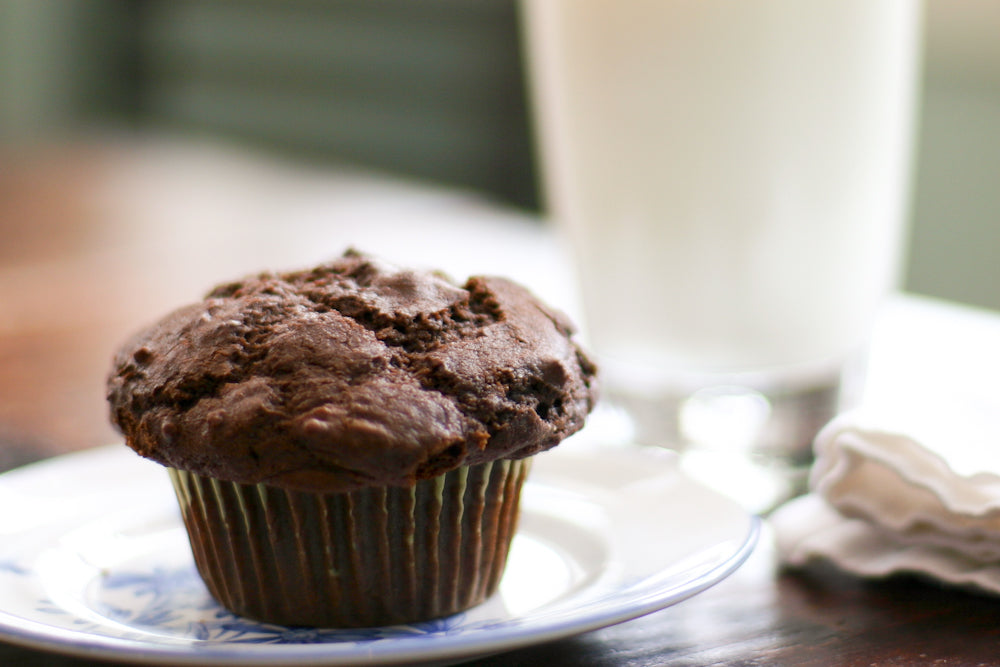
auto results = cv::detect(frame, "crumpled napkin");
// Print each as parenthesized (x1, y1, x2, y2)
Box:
(771, 398, 1000, 594)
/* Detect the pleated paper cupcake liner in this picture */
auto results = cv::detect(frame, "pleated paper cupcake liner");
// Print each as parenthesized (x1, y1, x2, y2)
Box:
(168, 457, 530, 628)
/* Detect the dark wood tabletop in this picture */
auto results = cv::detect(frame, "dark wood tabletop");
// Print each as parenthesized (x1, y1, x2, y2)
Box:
(3, 145, 1000, 667)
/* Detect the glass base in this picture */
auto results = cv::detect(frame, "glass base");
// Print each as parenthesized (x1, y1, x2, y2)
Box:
(605, 365, 861, 514)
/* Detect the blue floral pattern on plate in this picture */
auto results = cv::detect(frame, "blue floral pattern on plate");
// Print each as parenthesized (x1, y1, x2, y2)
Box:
(95, 564, 474, 644)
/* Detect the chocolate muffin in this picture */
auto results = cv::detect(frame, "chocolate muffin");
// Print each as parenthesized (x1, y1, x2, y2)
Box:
(107, 250, 597, 627)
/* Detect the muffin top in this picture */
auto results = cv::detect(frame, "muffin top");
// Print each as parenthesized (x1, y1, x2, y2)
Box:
(107, 250, 597, 493)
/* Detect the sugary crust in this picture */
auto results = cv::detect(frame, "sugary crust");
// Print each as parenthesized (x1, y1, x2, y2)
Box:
(107, 251, 597, 492)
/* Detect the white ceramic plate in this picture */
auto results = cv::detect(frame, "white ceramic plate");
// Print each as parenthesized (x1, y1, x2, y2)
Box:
(0, 441, 758, 666)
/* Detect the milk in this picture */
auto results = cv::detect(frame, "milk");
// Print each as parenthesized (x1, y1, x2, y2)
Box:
(521, 0, 922, 390)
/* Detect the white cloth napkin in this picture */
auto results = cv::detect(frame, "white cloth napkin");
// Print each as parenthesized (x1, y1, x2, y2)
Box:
(771, 398, 1000, 594)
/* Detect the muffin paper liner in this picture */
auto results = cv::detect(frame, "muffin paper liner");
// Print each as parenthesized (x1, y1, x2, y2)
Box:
(168, 458, 530, 628)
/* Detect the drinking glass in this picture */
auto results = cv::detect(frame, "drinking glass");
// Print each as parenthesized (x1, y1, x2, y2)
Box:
(520, 0, 924, 509)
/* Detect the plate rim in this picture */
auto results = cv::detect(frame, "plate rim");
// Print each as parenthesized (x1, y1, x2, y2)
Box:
(0, 445, 760, 666)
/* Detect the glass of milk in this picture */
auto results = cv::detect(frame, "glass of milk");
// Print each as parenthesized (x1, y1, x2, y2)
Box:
(521, 0, 923, 509)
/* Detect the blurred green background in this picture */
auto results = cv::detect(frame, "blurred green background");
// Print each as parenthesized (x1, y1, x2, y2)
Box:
(1, 0, 998, 311)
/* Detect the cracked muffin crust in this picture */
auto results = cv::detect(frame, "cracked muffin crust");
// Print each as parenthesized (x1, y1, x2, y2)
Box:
(107, 250, 598, 493)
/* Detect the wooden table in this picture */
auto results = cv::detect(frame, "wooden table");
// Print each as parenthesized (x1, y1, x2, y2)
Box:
(3, 143, 1000, 666)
